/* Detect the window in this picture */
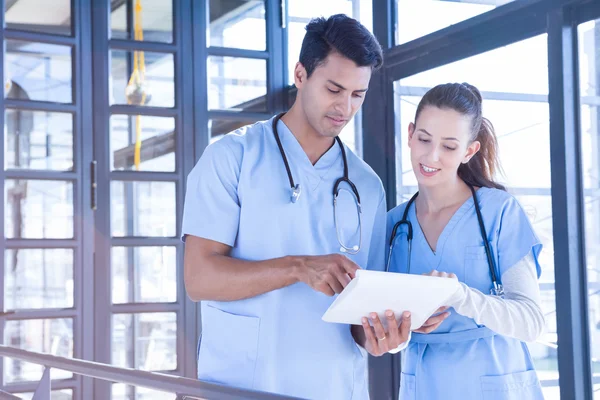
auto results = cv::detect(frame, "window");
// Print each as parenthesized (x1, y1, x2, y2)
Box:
(395, 0, 514, 44)
(579, 18, 600, 396)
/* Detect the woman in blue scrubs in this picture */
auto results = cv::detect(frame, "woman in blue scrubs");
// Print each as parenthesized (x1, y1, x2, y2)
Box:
(387, 83, 545, 399)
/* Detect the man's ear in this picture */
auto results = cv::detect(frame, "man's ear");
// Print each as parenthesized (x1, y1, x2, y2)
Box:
(294, 62, 307, 88)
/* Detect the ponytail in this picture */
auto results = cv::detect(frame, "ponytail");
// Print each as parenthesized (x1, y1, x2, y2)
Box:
(458, 117, 505, 190)
(414, 83, 505, 190)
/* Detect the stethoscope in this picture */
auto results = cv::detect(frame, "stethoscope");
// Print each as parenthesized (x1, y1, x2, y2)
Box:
(272, 112, 362, 254)
(386, 184, 504, 297)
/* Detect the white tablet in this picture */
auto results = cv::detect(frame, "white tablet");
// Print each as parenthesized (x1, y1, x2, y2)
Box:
(322, 269, 460, 330)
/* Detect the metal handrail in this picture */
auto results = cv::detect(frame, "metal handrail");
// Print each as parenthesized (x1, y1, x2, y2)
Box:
(0, 389, 20, 400)
(0, 345, 303, 400)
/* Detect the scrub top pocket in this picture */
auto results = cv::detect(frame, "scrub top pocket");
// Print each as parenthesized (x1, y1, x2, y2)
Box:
(197, 304, 261, 389)
(464, 245, 494, 293)
(480, 370, 544, 400)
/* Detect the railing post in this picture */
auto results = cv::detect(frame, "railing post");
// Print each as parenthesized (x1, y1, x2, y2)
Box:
(31, 366, 50, 400)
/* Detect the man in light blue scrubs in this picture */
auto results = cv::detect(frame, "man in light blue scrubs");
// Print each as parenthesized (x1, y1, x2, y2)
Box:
(182, 14, 410, 400)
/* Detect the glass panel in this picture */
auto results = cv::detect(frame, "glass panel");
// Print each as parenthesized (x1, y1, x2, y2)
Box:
(208, 0, 265, 50)
(207, 56, 267, 111)
(395, 0, 513, 44)
(5, 110, 73, 171)
(5, 248, 74, 309)
(4, 319, 73, 383)
(394, 36, 558, 392)
(5, 40, 72, 103)
(17, 389, 72, 400)
(110, 115, 175, 172)
(579, 19, 600, 396)
(5, 0, 71, 36)
(110, 50, 174, 108)
(399, 35, 548, 95)
(112, 246, 177, 304)
(287, 0, 373, 84)
(112, 384, 175, 400)
(112, 313, 177, 371)
(111, 0, 173, 43)
(111, 181, 176, 237)
(5, 179, 74, 239)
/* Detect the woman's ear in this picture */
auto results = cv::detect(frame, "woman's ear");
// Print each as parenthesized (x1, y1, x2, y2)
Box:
(408, 122, 415, 148)
(462, 140, 481, 163)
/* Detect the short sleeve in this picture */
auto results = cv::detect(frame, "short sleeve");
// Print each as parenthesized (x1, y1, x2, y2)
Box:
(367, 194, 387, 272)
(181, 138, 242, 246)
(497, 196, 543, 278)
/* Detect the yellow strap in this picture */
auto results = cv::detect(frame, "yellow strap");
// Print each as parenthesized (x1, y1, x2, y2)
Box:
(132, 0, 145, 170)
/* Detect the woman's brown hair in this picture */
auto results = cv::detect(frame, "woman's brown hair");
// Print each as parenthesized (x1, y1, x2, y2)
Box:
(414, 83, 505, 190)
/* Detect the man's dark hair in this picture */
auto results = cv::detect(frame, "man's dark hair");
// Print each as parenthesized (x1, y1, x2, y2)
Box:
(299, 14, 383, 78)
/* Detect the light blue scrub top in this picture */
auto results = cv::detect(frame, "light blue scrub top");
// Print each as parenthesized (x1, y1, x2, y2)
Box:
(387, 187, 544, 400)
(182, 116, 387, 400)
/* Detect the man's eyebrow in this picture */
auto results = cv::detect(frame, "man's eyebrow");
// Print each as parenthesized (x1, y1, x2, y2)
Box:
(327, 80, 368, 92)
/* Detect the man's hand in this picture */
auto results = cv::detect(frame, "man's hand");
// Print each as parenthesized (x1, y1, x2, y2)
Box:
(293, 254, 360, 296)
(359, 310, 411, 356)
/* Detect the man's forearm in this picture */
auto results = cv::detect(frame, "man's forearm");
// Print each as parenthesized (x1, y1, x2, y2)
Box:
(184, 252, 302, 302)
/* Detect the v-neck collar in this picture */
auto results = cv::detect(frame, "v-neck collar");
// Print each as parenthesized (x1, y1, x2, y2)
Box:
(276, 118, 342, 177)
(409, 187, 488, 267)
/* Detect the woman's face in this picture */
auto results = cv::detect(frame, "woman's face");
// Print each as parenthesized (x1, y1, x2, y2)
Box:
(408, 105, 480, 188)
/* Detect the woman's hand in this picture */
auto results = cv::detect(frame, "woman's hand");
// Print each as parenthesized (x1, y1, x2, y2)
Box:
(413, 270, 458, 333)
(360, 310, 411, 356)
(413, 306, 450, 333)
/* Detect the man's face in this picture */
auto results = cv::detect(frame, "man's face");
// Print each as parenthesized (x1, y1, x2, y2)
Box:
(295, 52, 372, 138)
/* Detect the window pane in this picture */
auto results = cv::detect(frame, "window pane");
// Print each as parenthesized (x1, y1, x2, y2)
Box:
(5, 110, 73, 171)
(208, 0, 265, 50)
(5, 180, 74, 239)
(110, 50, 174, 108)
(16, 389, 72, 400)
(579, 19, 600, 396)
(400, 35, 548, 95)
(512, 195, 558, 400)
(111, 181, 176, 237)
(5, 0, 71, 36)
(207, 56, 267, 111)
(112, 384, 175, 400)
(110, 115, 175, 172)
(111, 0, 173, 43)
(394, 36, 557, 393)
(5, 248, 74, 309)
(112, 313, 177, 371)
(395, 0, 513, 44)
(4, 319, 73, 383)
(112, 246, 177, 304)
(5, 40, 72, 103)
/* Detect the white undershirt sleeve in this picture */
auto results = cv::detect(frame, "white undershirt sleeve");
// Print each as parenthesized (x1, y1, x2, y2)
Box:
(446, 251, 545, 342)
